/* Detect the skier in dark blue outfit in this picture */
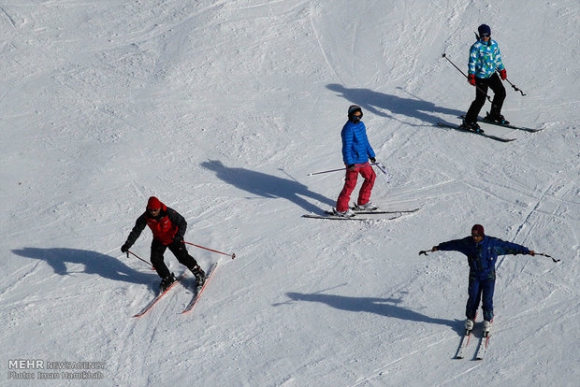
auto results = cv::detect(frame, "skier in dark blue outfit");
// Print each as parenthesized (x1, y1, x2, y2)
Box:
(421, 224, 535, 333)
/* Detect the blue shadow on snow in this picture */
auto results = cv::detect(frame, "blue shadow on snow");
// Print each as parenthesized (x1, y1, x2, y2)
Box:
(201, 160, 334, 214)
(12, 247, 155, 286)
(327, 84, 465, 127)
(284, 291, 463, 334)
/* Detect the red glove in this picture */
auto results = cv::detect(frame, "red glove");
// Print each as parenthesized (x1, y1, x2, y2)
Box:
(468, 74, 476, 86)
(499, 69, 507, 80)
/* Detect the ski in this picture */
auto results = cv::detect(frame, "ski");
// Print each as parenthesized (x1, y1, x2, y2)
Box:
(302, 213, 391, 221)
(303, 207, 419, 221)
(181, 262, 218, 314)
(133, 272, 187, 318)
(437, 122, 516, 142)
(475, 332, 491, 360)
(350, 208, 420, 215)
(303, 210, 407, 221)
(454, 329, 472, 359)
(461, 115, 542, 133)
(480, 120, 542, 133)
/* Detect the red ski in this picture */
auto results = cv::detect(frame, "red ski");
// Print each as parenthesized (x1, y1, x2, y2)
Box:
(133, 272, 186, 318)
(454, 329, 472, 359)
(181, 263, 218, 314)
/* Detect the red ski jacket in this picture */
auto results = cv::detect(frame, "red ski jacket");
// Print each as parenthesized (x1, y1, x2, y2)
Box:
(125, 202, 187, 247)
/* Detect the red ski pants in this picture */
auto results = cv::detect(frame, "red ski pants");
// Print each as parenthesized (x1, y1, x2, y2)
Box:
(336, 162, 376, 212)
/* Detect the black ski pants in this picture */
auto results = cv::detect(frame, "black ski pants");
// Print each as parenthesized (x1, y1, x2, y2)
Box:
(150, 239, 198, 279)
(465, 73, 506, 124)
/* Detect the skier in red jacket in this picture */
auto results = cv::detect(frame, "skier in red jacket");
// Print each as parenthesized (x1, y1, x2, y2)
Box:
(122, 196, 205, 291)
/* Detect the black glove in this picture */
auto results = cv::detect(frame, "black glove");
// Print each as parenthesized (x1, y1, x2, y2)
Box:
(121, 244, 130, 254)
(369, 157, 376, 164)
(419, 247, 437, 255)
(174, 235, 184, 244)
(347, 164, 355, 171)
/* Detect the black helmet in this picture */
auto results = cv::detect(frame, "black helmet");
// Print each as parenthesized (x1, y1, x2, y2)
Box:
(347, 105, 363, 119)
(478, 24, 491, 37)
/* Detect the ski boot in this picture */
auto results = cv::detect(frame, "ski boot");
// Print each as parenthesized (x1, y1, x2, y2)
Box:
(159, 273, 176, 292)
(459, 120, 484, 134)
(354, 202, 378, 211)
(333, 208, 355, 217)
(464, 318, 475, 331)
(484, 113, 510, 125)
(482, 320, 493, 334)
(191, 265, 206, 287)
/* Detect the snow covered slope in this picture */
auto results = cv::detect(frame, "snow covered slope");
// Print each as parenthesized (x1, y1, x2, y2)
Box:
(1, 1, 579, 386)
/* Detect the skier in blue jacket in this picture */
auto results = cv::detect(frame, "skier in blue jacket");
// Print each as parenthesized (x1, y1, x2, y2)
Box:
(334, 105, 377, 217)
(461, 24, 509, 132)
(421, 224, 535, 333)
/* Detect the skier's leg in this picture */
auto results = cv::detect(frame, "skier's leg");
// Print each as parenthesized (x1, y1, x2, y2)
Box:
(465, 79, 489, 123)
(481, 277, 496, 322)
(150, 240, 171, 279)
(336, 167, 359, 212)
(488, 73, 506, 117)
(465, 273, 481, 320)
(168, 242, 197, 267)
(168, 242, 206, 285)
(357, 163, 376, 206)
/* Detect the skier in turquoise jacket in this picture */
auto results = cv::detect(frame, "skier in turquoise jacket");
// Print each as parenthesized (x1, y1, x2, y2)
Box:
(462, 24, 509, 132)
(421, 224, 535, 333)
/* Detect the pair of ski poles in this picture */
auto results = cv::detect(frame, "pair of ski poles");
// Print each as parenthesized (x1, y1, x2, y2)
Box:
(441, 53, 526, 98)
(308, 161, 390, 182)
(126, 241, 236, 270)
(419, 249, 561, 263)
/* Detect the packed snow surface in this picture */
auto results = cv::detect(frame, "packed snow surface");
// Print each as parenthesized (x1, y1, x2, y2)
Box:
(1, 1, 579, 386)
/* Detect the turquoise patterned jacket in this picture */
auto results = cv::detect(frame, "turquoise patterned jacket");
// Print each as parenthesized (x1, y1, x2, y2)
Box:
(468, 39, 505, 79)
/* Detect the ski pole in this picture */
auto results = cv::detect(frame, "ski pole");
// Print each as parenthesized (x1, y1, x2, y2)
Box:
(536, 252, 560, 263)
(441, 53, 492, 103)
(307, 167, 346, 176)
(184, 241, 236, 260)
(127, 249, 155, 269)
(420, 249, 560, 262)
(372, 161, 391, 183)
(309, 162, 387, 178)
(503, 77, 526, 96)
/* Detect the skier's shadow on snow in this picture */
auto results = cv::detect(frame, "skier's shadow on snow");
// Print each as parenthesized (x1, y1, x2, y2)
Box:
(201, 160, 334, 213)
(327, 84, 464, 127)
(12, 247, 154, 286)
(284, 292, 462, 333)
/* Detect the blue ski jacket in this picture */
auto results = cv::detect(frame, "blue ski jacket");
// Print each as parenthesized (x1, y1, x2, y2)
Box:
(436, 236, 530, 279)
(468, 39, 505, 79)
(341, 120, 375, 166)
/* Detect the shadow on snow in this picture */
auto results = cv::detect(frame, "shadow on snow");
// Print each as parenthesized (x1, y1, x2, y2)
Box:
(201, 159, 335, 214)
(284, 291, 462, 333)
(327, 83, 464, 127)
(12, 247, 155, 286)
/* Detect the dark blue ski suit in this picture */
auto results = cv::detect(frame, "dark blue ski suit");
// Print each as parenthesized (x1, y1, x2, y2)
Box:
(436, 236, 531, 322)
